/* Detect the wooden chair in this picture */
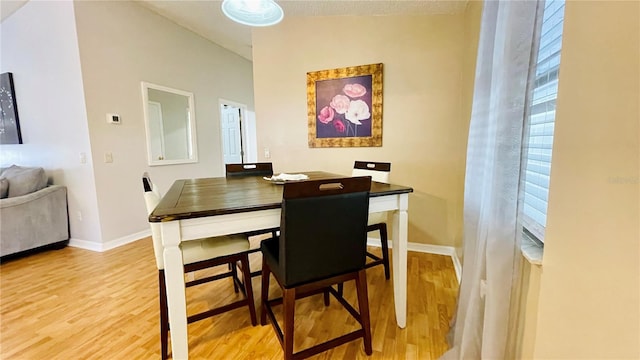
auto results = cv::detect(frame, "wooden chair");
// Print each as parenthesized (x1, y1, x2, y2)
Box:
(352, 161, 391, 280)
(225, 162, 278, 277)
(142, 173, 257, 360)
(260, 177, 373, 360)
(225, 162, 274, 177)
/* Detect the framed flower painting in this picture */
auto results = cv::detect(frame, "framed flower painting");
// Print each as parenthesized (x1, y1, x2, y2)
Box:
(307, 63, 382, 147)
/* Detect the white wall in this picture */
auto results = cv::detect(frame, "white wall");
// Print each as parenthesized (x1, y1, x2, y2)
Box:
(533, 1, 639, 357)
(1, 1, 255, 248)
(252, 14, 480, 247)
(0, 0, 102, 244)
(72, 1, 255, 245)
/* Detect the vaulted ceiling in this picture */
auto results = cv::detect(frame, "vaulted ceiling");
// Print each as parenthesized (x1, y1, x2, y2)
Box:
(2, 0, 470, 61)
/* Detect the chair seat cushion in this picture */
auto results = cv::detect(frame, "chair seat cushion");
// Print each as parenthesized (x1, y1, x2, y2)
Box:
(181, 235, 249, 266)
(368, 212, 387, 226)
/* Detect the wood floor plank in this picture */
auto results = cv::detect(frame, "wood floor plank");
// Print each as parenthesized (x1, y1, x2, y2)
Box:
(0, 238, 458, 359)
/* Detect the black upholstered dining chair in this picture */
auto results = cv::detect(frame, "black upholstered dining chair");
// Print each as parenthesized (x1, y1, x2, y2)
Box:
(225, 162, 274, 177)
(225, 162, 278, 277)
(352, 160, 392, 280)
(142, 173, 257, 360)
(260, 176, 373, 360)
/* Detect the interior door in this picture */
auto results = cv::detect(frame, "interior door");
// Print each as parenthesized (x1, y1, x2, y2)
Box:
(221, 104, 243, 164)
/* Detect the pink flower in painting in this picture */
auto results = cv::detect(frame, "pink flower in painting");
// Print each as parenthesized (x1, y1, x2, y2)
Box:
(317, 106, 335, 124)
(343, 83, 367, 98)
(329, 94, 350, 114)
(333, 119, 346, 133)
(344, 100, 371, 125)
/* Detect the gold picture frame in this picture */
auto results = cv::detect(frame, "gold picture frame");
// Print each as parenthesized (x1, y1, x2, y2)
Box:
(307, 63, 383, 148)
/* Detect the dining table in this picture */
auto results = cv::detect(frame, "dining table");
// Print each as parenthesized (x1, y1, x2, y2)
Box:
(149, 171, 413, 359)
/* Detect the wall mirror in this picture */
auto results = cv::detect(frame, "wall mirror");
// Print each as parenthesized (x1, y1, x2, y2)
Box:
(141, 82, 198, 166)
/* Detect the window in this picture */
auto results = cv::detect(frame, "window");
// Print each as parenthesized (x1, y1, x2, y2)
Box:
(521, 0, 566, 243)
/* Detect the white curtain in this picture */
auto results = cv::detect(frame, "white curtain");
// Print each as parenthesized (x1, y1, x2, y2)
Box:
(442, 1, 540, 359)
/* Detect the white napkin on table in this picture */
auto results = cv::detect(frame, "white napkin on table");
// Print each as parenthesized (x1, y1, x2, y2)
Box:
(263, 173, 309, 182)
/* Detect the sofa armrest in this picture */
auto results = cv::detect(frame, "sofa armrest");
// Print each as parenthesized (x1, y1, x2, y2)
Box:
(0, 185, 69, 257)
(0, 185, 67, 208)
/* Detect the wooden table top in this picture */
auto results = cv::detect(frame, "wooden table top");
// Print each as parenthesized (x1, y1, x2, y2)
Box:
(149, 171, 413, 222)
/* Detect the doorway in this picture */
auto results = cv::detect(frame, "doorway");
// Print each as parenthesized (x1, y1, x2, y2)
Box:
(219, 99, 257, 169)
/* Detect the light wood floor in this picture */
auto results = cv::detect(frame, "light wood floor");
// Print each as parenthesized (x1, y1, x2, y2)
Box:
(0, 238, 458, 359)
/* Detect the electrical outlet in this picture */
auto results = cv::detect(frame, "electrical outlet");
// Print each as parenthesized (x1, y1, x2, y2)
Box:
(264, 147, 271, 159)
(104, 152, 113, 163)
(106, 113, 121, 124)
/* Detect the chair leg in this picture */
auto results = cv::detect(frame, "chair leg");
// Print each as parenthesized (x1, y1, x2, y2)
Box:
(231, 262, 240, 293)
(323, 288, 330, 306)
(379, 223, 390, 280)
(239, 255, 257, 326)
(282, 287, 296, 360)
(158, 271, 169, 360)
(355, 269, 373, 355)
(337, 283, 344, 297)
(260, 257, 271, 326)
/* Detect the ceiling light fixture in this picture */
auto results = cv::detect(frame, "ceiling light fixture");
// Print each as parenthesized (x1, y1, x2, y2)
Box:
(221, 0, 284, 27)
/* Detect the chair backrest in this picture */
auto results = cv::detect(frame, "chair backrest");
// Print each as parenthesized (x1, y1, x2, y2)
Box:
(351, 161, 391, 183)
(225, 162, 274, 177)
(278, 176, 371, 287)
(142, 173, 164, 270)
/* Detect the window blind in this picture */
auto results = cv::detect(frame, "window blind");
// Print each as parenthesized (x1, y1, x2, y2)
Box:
(522, 0, 565, 242)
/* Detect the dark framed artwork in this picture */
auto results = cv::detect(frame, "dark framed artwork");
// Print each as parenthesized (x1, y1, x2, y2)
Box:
(307, 63, 383, 148)
(0, 72, 22, 144)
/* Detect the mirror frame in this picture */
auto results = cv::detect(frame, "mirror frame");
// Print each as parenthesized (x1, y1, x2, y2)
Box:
(141, 81, 198, 166)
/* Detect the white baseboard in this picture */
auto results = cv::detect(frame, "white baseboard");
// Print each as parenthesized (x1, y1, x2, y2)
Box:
(367, 237, 462, 283)
(102, 230, 151, 251)
(68, 238, 103, 252)
(68, 229, 151, 252)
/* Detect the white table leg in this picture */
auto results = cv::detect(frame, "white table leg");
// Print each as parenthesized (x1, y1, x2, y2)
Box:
(161, 221, 189, 359)
(391, 193, 409, 328)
